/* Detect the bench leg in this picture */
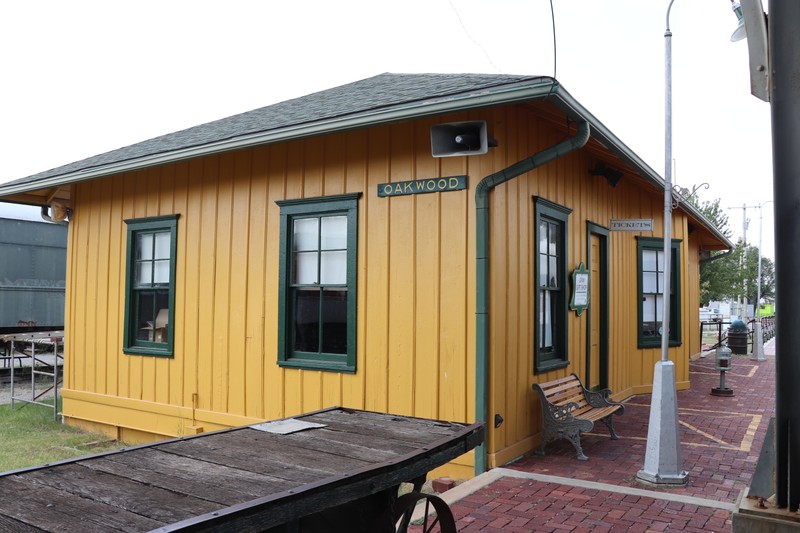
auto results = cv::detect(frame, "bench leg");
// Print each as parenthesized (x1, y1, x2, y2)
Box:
(601, 416, 620, 440)
(566, 432, 589, 461)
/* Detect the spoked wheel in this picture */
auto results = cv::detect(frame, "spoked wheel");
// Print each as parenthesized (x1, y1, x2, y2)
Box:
(393, 491, 457, 533)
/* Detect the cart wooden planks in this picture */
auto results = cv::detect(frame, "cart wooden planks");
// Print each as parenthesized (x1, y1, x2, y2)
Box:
(0, 407, 484, 532)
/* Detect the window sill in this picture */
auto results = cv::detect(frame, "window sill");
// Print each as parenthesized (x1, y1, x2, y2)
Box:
(278, 359, 355, 374)
(534, 359, 569, 375)
(637, 340, 683, 349)
(123, 346, 174, 358)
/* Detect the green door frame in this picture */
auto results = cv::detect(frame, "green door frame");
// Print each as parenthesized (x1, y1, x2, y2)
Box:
(586, 222, 609, 390)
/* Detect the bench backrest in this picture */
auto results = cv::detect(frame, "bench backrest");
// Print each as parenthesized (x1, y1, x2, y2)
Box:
(537, 374, 592, 415)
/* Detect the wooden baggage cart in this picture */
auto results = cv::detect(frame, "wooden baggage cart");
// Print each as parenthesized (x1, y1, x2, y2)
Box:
(0, 407, 484, 532)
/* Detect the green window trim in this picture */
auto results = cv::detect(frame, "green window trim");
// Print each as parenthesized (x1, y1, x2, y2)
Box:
(123, 214, 179, 357)
(534, 197, 572, 374)
(636, 237, 682, 348)
(276, 193, 361, 373)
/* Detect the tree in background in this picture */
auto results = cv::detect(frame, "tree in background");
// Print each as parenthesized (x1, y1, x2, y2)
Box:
(690, 195, 775, 308)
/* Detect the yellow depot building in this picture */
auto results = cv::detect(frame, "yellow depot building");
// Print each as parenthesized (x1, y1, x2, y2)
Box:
(0, 74, 730, 478)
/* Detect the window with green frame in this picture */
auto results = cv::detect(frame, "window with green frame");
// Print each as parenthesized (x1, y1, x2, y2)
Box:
(123, 215, 179, 357)
(534, 198, 571, 374)
(637, 237, 681, 348)
(276, 193, 360, 373)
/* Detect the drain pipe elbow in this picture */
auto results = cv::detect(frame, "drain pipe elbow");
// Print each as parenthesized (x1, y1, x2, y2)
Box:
(474, 120, 589, 475)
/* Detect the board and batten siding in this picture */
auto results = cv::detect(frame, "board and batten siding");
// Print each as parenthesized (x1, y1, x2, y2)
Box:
(61, 115, 480, 473)
(482, 106, 700, 467)
(60, 102, 703, 477)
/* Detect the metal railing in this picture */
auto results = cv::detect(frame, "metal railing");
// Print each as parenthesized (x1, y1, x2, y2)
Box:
(700, 315, 775, 354)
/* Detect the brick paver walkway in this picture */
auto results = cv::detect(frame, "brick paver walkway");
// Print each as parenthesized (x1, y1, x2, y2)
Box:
(424, 342, 776, 532)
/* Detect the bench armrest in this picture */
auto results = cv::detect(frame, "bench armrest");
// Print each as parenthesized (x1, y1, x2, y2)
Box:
(584, 387, 625, 414)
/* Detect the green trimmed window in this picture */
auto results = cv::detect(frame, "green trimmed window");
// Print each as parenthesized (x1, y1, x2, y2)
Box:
(534, 198, 571, 373)
(637, 237, 681, 347)
(276, 193, 360, 373)
(123, 215, 179, 356)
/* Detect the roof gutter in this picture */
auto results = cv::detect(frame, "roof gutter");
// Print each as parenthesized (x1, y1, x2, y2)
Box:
(474, 115, 590, 475)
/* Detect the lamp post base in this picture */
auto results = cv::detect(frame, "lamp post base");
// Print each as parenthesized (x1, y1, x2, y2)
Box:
(636, 360, 689, 486)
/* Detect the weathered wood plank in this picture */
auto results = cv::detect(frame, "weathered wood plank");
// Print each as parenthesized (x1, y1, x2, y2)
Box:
(305, 409, 464, 436)
(20, 463, 220, 524)
(0, 475, 166, 532)
(0, 513, 42, 533)
(301, 410, 462, 446)
(154, 434, 331, 484)
(270, 426, 420, 463)
(79, 449, 295, 506)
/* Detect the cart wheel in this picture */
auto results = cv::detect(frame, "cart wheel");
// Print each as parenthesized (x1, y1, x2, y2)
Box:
(393, 491, 456, 533)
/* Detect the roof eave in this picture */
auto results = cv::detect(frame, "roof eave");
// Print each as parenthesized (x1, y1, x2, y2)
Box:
(550, 86, 734, 250)
(0, 77, 558, 199)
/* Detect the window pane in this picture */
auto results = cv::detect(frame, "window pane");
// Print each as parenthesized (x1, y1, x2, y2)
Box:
(548, 222, 559, 255)
(642, 250, 657, 272)
(320, 250, 347, 285)
(154, 291, 169, 343)
(153, 259, 170, 284)
(643, 294, 657, 322)
(137, 234, 153, 260)
(154, 232, 171, 259)
(321, 216, 347, 250)
(293, 218, 319, 252)
(657, 250, 665, 270)
(137, 262, 152, 286)
(294, 251, 318, 284)
(294, 288, 320, 353)
(321, 289, 347, 354)
(656, 294, 664, 321)
(539, 221, 548, 254)
(643, 272, 658, 293)
(539, 254, 548, 287)
(540, 290, 553, 351)
(548, 257, 558, 288)
(136, 291, 155, 341)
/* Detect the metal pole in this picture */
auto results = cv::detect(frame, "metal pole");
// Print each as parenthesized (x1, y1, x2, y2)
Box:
(742, 204, 748, 322)
(636, 0, 686, 485)
(751, 201, 770, 362)
(770, 0, 800, 511)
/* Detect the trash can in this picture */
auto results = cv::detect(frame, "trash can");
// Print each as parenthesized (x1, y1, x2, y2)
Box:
(727, 319, 748, 355)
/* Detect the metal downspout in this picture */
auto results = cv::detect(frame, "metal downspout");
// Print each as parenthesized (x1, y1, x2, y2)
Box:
(474, 120, 590, 475)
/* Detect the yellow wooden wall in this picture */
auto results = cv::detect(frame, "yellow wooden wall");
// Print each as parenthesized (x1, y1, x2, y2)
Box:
(483, 106, 702, 467)
(60, 102, 709, 477)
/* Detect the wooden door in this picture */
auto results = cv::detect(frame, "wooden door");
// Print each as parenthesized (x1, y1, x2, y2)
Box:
(589, 234, 602, 389)
(586, 224, 609, 391)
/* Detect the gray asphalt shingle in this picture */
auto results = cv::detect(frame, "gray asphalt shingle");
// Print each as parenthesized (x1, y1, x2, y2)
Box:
(4, 73, 542, 188)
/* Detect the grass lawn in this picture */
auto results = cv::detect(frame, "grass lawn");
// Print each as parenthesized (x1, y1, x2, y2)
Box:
(0, 399, 125, 473)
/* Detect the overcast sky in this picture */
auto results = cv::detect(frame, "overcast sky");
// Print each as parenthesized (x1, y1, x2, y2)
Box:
(0, 0, 774, 257)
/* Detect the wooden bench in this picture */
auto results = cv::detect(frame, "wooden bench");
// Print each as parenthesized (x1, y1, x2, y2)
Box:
(533, 373, 625, 460)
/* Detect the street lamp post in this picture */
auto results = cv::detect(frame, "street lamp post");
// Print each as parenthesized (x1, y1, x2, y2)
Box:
(636, 0, 688, 486)
(751, 200, 772, 361)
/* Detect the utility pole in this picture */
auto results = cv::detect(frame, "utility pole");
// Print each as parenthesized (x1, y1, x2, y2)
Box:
(729, 204, 757, 322)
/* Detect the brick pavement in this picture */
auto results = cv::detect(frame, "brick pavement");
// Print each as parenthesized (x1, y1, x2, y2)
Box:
(422, 342, 776, 532)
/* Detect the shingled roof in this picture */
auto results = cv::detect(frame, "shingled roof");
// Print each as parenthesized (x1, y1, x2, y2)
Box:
(0, 72, 733, 250)
(1, 73, 548, 190)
